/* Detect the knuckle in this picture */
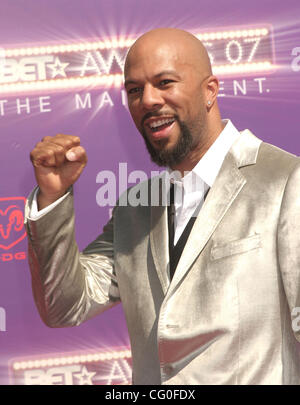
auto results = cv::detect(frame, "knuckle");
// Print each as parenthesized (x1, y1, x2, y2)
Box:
(41, 135, 52, 142)
(68, 135, 81, 146)
(55, 144, 64, 153)
(53, 134, 81, 148)
(30, 147, 41, 161)
(56, 133, 75, 139)
(46, 149, 55, 158)
(64, 140, 74, 148)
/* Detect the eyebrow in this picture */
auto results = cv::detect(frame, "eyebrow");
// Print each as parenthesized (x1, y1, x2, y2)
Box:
(124, 79, 138, 88)
(124, 70, 181, 88)
(153, 70, 181, 79)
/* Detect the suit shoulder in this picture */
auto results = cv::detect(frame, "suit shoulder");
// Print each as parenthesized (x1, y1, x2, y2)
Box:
(240, 139, 300, 190)
(257, 141, 300, 173)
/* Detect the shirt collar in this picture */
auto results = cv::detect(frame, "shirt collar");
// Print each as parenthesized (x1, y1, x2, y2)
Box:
(167, 119, 240, 188)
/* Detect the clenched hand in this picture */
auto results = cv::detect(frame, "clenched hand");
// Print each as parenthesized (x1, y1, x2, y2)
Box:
(30, 134, 87, 210)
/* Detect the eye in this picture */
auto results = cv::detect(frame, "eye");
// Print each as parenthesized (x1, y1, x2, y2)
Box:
(159, 79, 174, 87)
(127, 87, 142, 95)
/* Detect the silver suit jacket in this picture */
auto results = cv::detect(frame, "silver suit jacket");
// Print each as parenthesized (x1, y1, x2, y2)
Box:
(25, 130, 300, 384)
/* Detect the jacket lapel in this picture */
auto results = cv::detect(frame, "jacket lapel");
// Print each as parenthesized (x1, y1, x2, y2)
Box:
(150, 176, 170, 294)
(169, 130, 262, 290)
(149, 130, 261, 294)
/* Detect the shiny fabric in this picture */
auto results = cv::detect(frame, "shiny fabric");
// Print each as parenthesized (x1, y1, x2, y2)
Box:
(25, 130, 300, 384)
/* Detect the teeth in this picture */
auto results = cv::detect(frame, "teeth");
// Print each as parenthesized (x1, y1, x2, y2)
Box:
(149, 118, 174, 129)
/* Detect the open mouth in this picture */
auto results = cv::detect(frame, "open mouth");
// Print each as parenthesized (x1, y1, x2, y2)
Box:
(147, 118, 176, 133)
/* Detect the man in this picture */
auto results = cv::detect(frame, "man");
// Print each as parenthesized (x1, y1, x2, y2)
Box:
(26, 28, 300, 384)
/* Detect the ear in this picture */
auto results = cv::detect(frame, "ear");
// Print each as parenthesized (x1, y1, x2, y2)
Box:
(205, 75, 219, 108)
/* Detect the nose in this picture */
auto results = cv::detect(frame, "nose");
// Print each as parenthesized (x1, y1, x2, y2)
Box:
(140, 84, 164, 111)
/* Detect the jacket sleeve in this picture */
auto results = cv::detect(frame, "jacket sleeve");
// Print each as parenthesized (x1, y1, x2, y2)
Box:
(25, 188, 120, 328)
(277, 161, 300, 341)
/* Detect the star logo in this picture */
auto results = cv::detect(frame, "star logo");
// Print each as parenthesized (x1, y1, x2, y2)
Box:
(73, 366, 96, 385)
(48, 57, 69, 78)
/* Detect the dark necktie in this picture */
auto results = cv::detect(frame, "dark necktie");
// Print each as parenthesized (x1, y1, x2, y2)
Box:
(168, 184, 198, 280)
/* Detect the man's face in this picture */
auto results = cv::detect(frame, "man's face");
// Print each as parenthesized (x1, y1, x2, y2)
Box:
(124, 42, 208, 167)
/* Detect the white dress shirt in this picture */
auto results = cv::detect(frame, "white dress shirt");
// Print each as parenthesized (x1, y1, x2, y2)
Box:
(168, 119, 240, 244)
(29, 119, 240, 239)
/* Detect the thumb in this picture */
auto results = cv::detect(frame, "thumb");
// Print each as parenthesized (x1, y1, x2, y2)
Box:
(66, 146, 86, 163)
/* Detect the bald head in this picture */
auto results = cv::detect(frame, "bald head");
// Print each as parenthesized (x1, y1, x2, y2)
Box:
(125, 27, 212, 80)
(124, 27, 222, 171)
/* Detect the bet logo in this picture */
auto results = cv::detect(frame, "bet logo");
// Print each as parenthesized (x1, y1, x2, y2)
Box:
(0, 197, 27, 250)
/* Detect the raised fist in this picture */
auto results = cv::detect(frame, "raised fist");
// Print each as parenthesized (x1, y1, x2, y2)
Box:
(30, 134, 87, 209)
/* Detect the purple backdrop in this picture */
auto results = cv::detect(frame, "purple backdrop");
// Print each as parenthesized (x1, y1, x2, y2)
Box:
(0, 0, 299, 385)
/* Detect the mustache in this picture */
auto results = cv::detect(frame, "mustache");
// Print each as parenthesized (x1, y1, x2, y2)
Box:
(141, 112, 178, 128)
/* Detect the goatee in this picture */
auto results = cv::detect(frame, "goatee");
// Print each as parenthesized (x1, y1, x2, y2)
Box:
(141, 119, 194, 167)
